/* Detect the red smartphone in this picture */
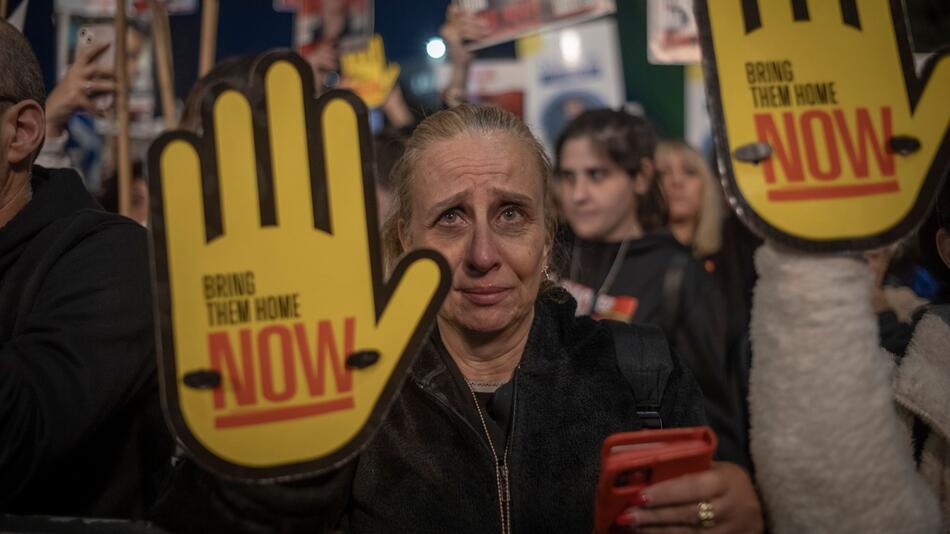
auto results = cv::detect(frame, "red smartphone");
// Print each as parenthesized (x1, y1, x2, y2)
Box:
(594, 427, 717, 534)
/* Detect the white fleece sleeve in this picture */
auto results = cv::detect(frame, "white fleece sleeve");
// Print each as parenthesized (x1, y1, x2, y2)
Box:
(749, 242, 942, 534)
(35, 133, 73, 170)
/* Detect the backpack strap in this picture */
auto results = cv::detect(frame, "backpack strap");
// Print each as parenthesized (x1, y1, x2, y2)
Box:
(660, 253, 688, 336)
(606, 320, 673, 430)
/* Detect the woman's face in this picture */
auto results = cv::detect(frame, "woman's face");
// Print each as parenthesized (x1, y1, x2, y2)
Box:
(657, 150, 704, 223)
(404, 131, 548, 336)
(555, 136, 642, 242)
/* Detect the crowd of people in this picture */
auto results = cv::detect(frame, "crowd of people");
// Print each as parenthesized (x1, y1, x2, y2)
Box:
(1, 6, 948, 533)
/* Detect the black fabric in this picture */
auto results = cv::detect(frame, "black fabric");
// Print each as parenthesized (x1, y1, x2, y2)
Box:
(878, 310, 916, 356)
(896, 305, 936, 470)
(707, 215, 761, 474)
(564, 231, 748, 468)
(438, 334, 514, 454)
(0, 166, 171, 518)
(470, 386, 513, 454)
(911, 415, 931, 468)
(149, 291, 707, 533)
(660, 253, 688, 335)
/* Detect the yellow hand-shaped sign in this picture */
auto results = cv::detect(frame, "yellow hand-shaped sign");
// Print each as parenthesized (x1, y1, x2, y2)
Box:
(340, 34, 401, 109)
(697, 0, 948, 250)
(147, 52, 449, 480)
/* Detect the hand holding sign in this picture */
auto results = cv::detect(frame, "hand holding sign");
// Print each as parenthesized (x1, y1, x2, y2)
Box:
(698, 0, 949, 250)
(340, 35, 401, 109)
(148, 52, 449, 480)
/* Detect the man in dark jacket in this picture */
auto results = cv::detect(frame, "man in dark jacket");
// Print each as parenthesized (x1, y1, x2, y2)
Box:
(0, 21, 169, 518)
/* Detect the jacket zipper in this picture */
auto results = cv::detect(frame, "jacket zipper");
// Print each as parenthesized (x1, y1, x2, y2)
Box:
(415, 376, 517, 534)
(468, 385, 512, 534)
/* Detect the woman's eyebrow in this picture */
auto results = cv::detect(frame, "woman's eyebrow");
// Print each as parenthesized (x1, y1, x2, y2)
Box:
(427, 190, 471, 217)
(490, 188, 535, 205)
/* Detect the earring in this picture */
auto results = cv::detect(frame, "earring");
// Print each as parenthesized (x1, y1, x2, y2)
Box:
(542, 265, 551, 280)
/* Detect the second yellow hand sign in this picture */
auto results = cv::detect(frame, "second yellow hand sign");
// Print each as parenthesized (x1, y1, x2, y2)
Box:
(696, 0, 948, 251)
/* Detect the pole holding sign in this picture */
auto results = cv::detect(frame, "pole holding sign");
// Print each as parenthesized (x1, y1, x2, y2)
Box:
(147, 51, 450, 480)
(696, 0, 949, 251)
(115, 0, 132, 217)
(149, 0, 177, 128)
(199, 0, 217, 76)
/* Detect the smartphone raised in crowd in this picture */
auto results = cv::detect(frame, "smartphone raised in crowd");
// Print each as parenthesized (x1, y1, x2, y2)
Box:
(75, 24, 115, 110)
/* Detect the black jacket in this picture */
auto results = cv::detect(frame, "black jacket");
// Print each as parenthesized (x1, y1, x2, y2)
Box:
(561, 231, 747, 468)
(151, 292, 706, 533)
(0, 166, 170, 517)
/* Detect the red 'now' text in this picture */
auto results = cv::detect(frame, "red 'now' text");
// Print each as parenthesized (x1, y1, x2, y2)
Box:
(207, 318, 356, 428)
(754, 106, 898, 201)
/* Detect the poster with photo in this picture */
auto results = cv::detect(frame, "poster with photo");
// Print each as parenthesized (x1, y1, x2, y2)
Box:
(275, 0, 373, 59)
(522, 17, 625, 151)
(56, 0, 196, 16)
(436, 60, 526, 119)
(455, 0, 615, 50)
(647, 0, 700, 64)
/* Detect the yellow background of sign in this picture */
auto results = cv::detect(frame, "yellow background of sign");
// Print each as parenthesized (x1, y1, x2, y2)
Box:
(155, 59, 446, 470)
(708, 1, 948, 241)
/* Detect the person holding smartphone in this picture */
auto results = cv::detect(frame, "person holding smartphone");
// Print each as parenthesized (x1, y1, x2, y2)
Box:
(150, 66, 762, 531)
(35, 40, 115, 170)
(36, 22, 146, 183)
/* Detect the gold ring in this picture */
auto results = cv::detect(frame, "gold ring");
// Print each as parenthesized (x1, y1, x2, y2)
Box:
(698, 501, 715, 528)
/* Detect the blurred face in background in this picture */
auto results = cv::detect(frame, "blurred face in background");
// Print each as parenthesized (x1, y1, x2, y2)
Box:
(555, 136, 648, 242)
(657, 148, 704, 224)
(402, 131, 549, 336)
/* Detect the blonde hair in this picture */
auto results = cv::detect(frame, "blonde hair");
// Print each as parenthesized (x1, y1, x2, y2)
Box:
(656, 140, 723, 258)
(381, 104, 557, 271)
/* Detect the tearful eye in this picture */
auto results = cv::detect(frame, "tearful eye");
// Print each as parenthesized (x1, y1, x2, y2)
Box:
(500, 206, 523, 223)
(437, 209, 463, 226)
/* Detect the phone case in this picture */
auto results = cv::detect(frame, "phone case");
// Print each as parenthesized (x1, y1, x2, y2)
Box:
(75, 25, 116, 110)
(594, 427, 716, 534)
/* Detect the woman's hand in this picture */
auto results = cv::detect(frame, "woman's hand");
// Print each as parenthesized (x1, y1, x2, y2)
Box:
(439, 5, 491, 65)
(618, 462, 763, 533)
(438, 5, 491, 107)
(45, 41, 116, 137)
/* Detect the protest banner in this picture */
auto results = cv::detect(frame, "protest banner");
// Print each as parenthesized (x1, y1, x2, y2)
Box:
(696, 0, 948, 251)
(148, 52, 450, 480)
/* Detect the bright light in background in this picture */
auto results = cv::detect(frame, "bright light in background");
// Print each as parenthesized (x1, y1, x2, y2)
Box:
(559, 30, 581, 66)
(426, 37, 447, 60)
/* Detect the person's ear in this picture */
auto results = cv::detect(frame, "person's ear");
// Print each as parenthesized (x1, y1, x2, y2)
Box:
(4, 100, 45, 167)
(937, 228, 950, 270)
(633, 157, 654, 195)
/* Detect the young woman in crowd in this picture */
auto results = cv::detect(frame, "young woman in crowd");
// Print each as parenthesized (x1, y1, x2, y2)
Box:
(150, 81, 763, 532)
(655, 139, 723, 262)
(553, 110, 747, 467)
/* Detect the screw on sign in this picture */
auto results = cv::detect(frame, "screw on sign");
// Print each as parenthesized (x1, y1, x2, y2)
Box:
(147, 52, 450, 481)
(697, 0, 949, 251)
